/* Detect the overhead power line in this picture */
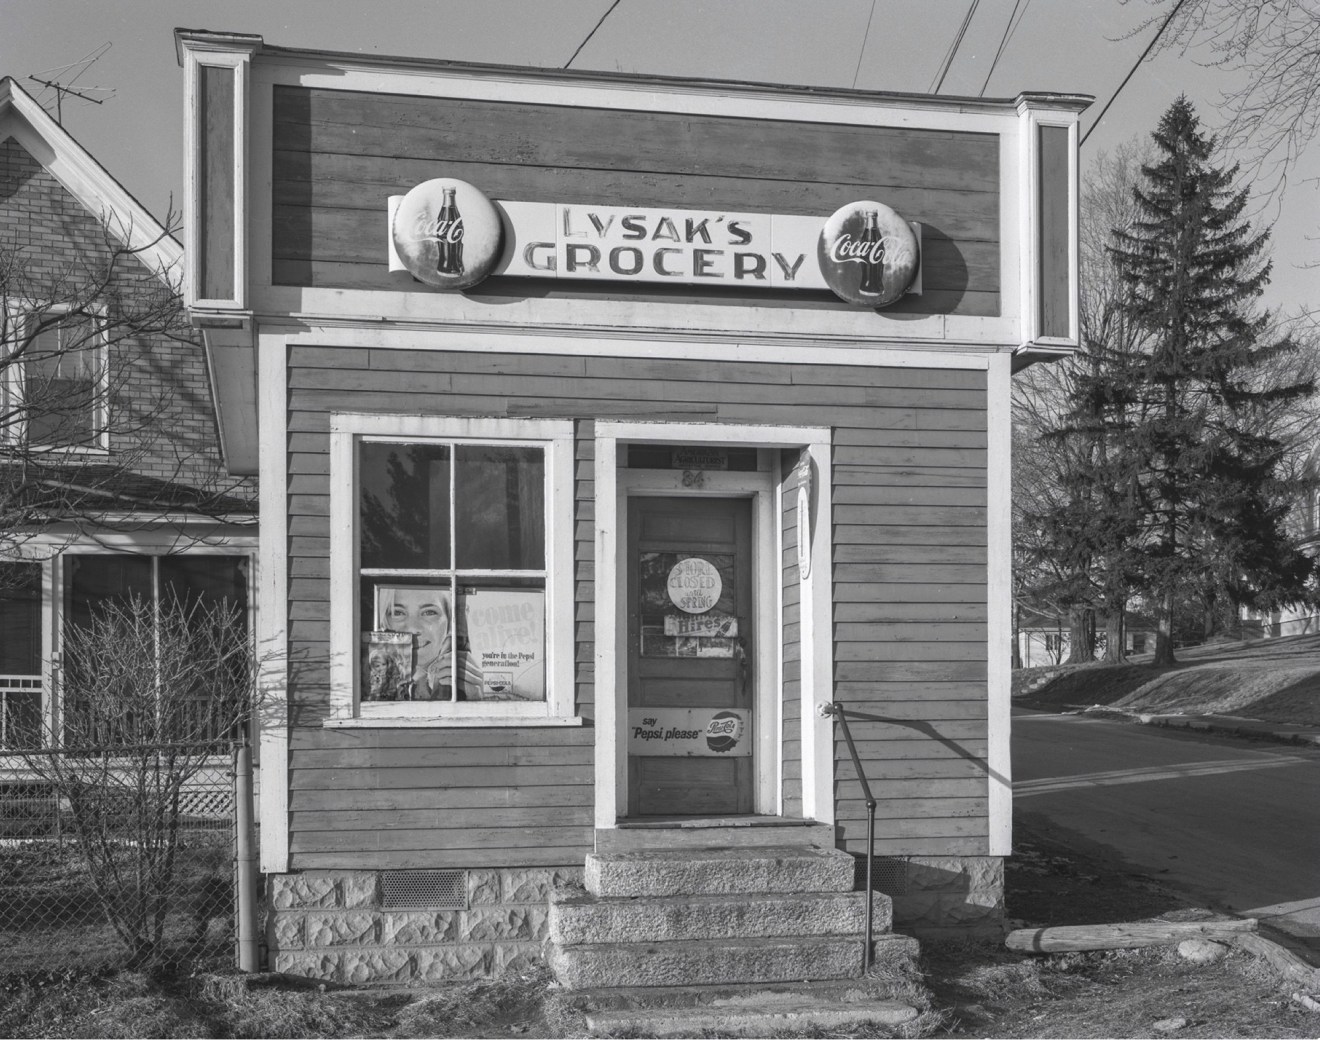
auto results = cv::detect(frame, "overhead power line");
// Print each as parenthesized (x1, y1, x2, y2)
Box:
(931, 0, 982, 94)
(565, 0, 623, 69)
(852, 0, 878, 89)
(1081, 0, 1190, 147)
(978, 0, 1032, 97)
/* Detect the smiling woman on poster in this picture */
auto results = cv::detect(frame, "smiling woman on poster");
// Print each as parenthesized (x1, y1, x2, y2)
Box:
(377, 586, 482, 700)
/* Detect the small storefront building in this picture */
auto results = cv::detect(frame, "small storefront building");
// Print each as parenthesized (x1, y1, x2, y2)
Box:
(177, 30, 1086, 984)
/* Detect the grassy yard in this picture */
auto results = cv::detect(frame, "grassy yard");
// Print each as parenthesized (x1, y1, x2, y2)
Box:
(1015, 633, 1320, 726)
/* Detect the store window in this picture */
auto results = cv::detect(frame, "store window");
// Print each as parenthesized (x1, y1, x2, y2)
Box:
(3, 306, 108, 450)
(330, 415, 575, 724)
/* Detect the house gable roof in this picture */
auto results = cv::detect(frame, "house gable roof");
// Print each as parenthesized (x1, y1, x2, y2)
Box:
(0, 76, 182, 286)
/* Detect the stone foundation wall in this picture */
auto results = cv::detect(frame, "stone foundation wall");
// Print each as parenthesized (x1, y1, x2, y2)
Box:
(268, 866, 582, 984)
(883, 856, 1004, 939)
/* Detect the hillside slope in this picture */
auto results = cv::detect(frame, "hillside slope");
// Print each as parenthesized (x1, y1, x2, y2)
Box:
(1016, 633, 1320, 725)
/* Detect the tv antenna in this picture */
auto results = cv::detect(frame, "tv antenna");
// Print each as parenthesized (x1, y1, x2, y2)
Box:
(28, 43, 115, 125)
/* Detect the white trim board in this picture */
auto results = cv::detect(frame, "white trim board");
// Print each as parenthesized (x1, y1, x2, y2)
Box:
(256, 331, 290, 873)
(593, 421, 833, 830)
(258, 321, 997, 371)
(985, 352, 1013, 856)
(254, 285, 1017, 354)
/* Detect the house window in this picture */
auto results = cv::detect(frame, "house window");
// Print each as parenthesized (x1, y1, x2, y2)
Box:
(3, 306, 108, 451)
(0, 562, 43, 749)
(330, 415, 575, 725)
(62, 553, 249, 744)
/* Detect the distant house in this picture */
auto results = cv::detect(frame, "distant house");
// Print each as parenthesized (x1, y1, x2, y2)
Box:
(0, 77, 256, 755)
(1016, 606, 1157, 668)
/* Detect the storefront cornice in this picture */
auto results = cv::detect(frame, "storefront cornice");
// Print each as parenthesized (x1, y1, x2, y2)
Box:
(177, 29, 1090, 119)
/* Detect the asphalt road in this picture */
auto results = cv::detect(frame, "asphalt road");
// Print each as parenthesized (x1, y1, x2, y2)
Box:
(1012, 708, 1320, 951)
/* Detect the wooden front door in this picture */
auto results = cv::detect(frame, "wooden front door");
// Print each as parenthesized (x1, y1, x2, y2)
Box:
(626, 496, 754, 817)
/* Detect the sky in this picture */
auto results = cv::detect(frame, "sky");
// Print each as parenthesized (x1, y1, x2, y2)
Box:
(3, 0, 1316, 315)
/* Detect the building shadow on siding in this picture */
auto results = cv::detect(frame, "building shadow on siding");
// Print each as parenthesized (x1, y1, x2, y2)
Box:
(878, 223, 972, 320)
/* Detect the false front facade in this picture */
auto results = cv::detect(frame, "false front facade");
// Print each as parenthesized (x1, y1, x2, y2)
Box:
(178, 30, 1085, 983)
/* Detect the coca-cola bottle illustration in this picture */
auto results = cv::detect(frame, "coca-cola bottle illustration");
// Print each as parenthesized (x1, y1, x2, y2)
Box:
(435, 186, 464, 275)
(857, 209, 885, 297)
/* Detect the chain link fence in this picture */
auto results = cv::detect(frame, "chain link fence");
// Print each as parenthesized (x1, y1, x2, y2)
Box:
(0, 746, 239, 974)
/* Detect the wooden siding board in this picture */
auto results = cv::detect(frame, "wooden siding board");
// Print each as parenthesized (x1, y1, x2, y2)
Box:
(273, 156, 1002, 251)
(293, 806, 593, 830)
(291, 826, 594, 853)
(290, 763, 594, 789)
(832, 525, 986, 547)
(292, 848, 588, 869)
(290, 785, 591, 811)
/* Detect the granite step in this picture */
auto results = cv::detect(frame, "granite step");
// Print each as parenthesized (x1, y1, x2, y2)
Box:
(550, 888, 893, 945)
(547, 932, 920, 989)
(562, 968, 928, 1033)
(584, 844, 855, 898)
(596, 820, 837, 852)
(584, 996, 919, 1037)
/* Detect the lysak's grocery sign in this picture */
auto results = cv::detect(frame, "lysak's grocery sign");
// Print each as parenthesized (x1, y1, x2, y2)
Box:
(388, 180, 920, 307)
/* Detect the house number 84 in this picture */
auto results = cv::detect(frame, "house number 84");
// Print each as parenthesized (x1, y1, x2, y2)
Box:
(681, 470, 706, 488)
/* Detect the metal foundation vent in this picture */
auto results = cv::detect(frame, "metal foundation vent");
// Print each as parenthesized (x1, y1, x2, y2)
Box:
(864, 857, 909, 896)
(381, 870, 467, 909)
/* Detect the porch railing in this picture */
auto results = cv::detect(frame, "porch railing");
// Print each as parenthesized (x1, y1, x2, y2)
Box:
(819, 701, 877, 973)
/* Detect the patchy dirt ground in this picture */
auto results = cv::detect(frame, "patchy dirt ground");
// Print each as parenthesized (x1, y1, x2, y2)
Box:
(916, 816, 1319, 1039)
(1, 817, 1316, 1037)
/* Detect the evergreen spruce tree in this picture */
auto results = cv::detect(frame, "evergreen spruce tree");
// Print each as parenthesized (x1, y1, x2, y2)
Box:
(1107, 96, 1314, 665)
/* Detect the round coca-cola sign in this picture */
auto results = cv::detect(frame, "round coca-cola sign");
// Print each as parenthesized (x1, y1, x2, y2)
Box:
(817, 201, 920, 307)
(391, 178, 503, 289)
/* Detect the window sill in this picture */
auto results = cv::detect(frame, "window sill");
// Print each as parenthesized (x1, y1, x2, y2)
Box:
(26, 442, 110, 455)
(321, 714, 586, 729)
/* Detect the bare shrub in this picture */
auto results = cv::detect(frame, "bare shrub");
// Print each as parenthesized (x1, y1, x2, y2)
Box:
(19, 593, 253, 966)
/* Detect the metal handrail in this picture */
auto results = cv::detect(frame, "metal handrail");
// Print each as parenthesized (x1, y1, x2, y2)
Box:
(820, 701, 877, 973)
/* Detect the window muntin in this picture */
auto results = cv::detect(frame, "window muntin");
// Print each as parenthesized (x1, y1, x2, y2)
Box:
(358, 438, 547, 705)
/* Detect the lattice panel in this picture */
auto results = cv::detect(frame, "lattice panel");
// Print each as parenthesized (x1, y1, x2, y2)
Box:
(179, 784, 231, 819)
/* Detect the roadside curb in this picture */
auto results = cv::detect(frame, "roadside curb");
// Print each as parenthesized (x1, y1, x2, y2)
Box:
(1136, 714, 1320, 747)
(1020, 703, 1320, 748)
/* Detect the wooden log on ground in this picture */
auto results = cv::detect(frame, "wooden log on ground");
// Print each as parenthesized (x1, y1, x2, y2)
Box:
(1006, 917, 1257, 953)
(1229, 933, 1320, 991)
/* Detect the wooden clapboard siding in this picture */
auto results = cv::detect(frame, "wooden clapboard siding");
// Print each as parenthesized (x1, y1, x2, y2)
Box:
(269, 86, 999, 315)
(283, 344, 989, 865)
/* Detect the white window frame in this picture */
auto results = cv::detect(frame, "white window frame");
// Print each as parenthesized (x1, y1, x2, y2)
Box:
(2, 302, 110, 453)
(326, 413, 578, 727)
